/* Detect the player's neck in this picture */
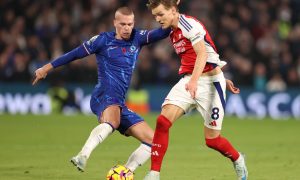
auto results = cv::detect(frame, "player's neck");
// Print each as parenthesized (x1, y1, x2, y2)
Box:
(171, 12, 180, 29)
(115, 34, 130, 41)
(115, 34, 122, 40)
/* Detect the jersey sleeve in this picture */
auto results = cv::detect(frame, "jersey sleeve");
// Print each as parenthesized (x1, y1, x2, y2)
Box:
(180, 17, 206, 45)
(136, 28, 171, 46)
(82, 33, 105, 54)
(50, 45, 89, 68)
(50, 34, 105, 68)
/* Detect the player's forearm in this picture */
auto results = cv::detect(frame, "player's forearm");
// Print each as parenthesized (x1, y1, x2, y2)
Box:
(190, 40, 207, 82)
(190, 52, 207, 82)
(51, 45, 88, 68)
(42, 63, 54, 74)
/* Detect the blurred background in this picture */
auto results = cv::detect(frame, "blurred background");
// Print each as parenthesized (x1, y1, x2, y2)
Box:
(0, 0, 299, 119)
(1, 1, 300, 179)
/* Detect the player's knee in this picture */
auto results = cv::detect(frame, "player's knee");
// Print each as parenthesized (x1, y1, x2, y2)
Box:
(205, 136, 221, 149)
(104, 120, 119, 129)
(143, 136, 153, 146)
(156, 114, 172, 131)
(142, 130, 154, 145)
(148, 131, 154, 142)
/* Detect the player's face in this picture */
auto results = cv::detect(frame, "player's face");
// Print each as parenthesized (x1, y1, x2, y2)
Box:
(114, 14, 134, 40)
(151, 4, 177, 28)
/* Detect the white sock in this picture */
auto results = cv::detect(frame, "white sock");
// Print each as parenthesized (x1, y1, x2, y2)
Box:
(125, 143, 151, 172)
(234, 152, 243, 163)
(80, 123, 113, 158)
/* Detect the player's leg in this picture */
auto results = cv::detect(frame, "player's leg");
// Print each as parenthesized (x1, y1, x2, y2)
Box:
(204, 127, 240, 161)
(151, 104, 184, 170)
(144, 76, 193, 180)
(204, 127, 248, 180)
(71, 105, 121, 171)
(79, 105, 121, 158)
(201, 107, 240, 162)
(198, 74, 247, 179)
(144, 105, 185, 180)
(105, 107, 153, 172)
(124, 121, 153, 172)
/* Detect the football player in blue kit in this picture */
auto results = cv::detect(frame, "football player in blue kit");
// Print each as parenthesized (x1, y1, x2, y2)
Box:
(33, 7, 171, 173)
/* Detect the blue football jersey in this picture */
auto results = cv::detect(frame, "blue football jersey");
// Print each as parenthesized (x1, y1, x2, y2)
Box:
(50, 27, 170, 119)
(82, 28, 170, 101)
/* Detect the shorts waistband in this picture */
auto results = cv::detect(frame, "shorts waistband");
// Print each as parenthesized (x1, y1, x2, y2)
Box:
(183, 72, 225, 82)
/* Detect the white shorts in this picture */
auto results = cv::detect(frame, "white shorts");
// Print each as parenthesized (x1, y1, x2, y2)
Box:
(162, 72, 226, 130)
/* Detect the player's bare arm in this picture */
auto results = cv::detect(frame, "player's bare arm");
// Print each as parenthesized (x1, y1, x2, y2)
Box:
(185, 39, 207, 98)
(32, 63, 53, 85)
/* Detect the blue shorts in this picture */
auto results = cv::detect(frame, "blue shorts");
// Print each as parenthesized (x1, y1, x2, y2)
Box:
(90, 88, 144, 135)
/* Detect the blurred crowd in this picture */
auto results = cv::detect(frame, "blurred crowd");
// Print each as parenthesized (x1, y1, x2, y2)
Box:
(0, 0, 300, 91)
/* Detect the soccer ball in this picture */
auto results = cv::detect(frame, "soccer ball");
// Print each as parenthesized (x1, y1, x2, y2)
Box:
(106, 165, 134, 180)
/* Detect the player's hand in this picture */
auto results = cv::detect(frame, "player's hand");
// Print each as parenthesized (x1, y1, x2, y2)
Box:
(32, 63, 53, 85)
(185, 80, 197, 99)
(177, 0, 180, 5)
(226, 79, 240, 94)
(32, 67, 47, 85)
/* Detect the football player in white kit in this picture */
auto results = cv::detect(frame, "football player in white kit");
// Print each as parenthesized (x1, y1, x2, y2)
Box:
(144, 0, 248, 180)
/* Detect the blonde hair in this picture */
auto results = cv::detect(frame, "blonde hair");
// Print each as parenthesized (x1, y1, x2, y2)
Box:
(115, 7, 134, 16)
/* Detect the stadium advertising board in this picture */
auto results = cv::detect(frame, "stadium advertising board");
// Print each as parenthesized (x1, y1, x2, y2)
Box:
(0, 85, 299, 119)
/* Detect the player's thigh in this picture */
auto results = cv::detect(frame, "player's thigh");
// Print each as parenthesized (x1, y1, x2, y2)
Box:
(117, 107, 144, 136)
(161, 104, 185, 124)
(126, 121, 154, 145)
(161, 77, 195, 123)
(196, 80, 226, 138)
(197, 102, 223, 139)
(196, 100, 225, 128)
(100, 105, 121, 128)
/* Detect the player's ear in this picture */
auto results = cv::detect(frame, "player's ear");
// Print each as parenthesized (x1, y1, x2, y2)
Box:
(171, 6, 177, 15)
(113, 19, 117, 27)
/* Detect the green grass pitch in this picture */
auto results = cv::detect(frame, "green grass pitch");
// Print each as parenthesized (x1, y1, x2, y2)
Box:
(0, 114, 299, 180)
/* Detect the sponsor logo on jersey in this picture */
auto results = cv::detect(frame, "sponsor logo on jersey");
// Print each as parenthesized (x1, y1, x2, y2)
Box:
(173, 39, 186, 54)
(130, 45, 136, 52)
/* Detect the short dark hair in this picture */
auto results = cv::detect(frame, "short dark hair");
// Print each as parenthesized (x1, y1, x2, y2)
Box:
(147, 0, 178, 10)
(115, 6, 134, 16)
